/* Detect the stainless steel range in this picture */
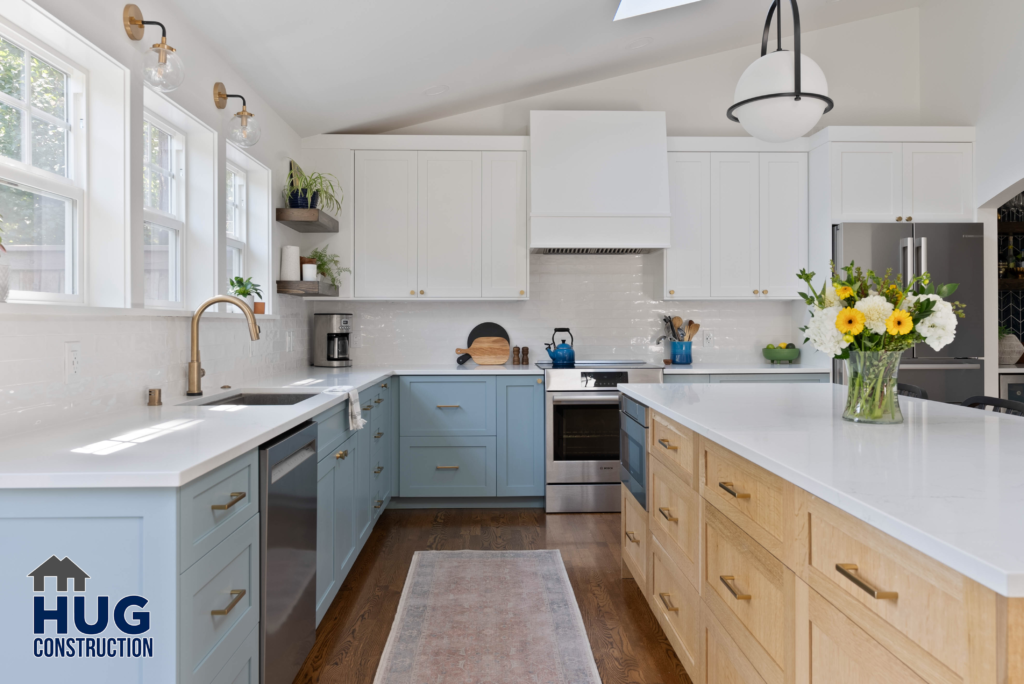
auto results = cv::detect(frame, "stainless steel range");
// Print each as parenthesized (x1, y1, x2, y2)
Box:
(539, 360, 663, 513)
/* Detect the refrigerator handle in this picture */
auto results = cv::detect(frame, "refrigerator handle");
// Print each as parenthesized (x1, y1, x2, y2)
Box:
(900, 237, 914, 287)
(915, 237, 928, 282)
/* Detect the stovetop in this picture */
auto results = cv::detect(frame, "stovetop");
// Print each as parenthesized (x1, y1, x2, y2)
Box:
(535, 359, 665, 371)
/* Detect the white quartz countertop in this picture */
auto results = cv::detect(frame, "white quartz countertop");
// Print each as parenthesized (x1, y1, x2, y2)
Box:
(618, 382, 1024, 597)
(663, 361, 829, 375)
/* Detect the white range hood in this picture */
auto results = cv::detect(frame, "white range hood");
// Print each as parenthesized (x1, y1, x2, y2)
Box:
(529, 110, 671, 253)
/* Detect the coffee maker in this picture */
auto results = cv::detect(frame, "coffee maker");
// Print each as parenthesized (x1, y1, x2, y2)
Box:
(312, 313, 353, 367)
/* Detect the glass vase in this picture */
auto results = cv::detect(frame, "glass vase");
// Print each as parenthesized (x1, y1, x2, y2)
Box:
(843, 350, 904, 424)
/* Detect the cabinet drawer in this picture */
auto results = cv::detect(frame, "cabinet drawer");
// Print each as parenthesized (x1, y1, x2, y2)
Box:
(703, 500, 792, 684)
(621, 483, 648, 585)
(399, 436, 496, 497)
(400, 376, 496, 436)
(315, 400, 353, 456)
(703, 438, 785, 553)
(370, 391, 389, 432)
(180, 514, 260, 684)
(211, 624, 258, 684)
(179, 449, 258, 572)
(651, 410, 698, 488)
(700, 603, 767, 684)
(650, 457, 700, 590)
(651, 535, 700, 680)
(806, 585, 929, 684)
(807, 498, 968, 684)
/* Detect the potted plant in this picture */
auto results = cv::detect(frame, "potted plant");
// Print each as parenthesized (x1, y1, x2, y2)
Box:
(283, 160, 343, 214)
(0, 217, 7, 303)
(307, 247, 351, 288)
(228, 276, 264, 313)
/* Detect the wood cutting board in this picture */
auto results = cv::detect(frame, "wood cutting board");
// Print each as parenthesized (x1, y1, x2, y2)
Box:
(455, 337, 511, 365)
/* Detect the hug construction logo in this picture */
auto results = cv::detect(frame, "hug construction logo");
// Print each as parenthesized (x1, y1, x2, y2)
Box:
(27, 555, 153, 659)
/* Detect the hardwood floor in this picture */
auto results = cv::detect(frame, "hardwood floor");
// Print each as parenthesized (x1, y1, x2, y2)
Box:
(296, 508, 691, 684)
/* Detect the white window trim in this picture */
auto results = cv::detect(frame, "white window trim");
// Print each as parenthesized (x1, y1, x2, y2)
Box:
(225, 162, 246, 284)
(142, 109, 186, 309)
(224, 143, 271, 315)
(0, 21, 86, 304)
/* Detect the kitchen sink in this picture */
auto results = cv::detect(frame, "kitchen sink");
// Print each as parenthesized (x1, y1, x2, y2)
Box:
(187, 391, 322, 407)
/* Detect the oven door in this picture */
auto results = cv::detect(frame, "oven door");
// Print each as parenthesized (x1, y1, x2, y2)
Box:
(546, 392, 622, 484)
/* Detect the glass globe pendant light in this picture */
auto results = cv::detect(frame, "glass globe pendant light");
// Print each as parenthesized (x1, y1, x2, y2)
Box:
(123, 4, 185, 92)
(213, 83, 261, 148)
(726, 0, 834, 143)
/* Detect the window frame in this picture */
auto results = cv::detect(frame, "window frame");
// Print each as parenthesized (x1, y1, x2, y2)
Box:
(225, 162, 246, 283)
(141, 109, 186, 309)
(0, 23, 85, 304)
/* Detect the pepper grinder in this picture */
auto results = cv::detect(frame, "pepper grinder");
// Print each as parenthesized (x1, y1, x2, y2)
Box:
(521, 346, 529, 365)
(512, 346, 521, 365)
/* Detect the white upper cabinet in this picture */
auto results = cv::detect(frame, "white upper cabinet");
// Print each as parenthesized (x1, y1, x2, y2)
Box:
(417, 152, 482, 298)
(759, 153, 808, 299)
(830, 142, 974, 223)
(354, 151, 418, 299)
(902, 143, 974, 222)
(481, 151, 528, 298)
(664, 153, 711, 299)
(710, 153, 761, 298)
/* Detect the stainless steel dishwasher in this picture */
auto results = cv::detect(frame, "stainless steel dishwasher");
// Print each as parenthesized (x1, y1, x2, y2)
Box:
(260, 420, 318, 684)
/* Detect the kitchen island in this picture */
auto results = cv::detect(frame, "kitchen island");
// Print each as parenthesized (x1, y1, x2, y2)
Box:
(617, 382, 1023, 684)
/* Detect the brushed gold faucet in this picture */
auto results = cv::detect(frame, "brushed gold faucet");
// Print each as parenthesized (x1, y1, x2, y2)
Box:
(187, 295, 260, 396)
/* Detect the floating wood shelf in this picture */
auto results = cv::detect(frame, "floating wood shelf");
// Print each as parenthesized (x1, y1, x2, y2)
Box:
(998, 221, 1024, 234)
(275, 208, 339, 233)
(276, 280, 339, 297)
(999, 278, 1024, 291)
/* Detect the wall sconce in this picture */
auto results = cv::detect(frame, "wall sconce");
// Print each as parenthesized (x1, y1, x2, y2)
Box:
(123, 4, 185, 92)
(213, 83, 261, 148)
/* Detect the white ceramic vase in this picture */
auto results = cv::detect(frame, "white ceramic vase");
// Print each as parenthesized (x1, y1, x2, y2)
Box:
(999, 333, 1024, 365)
(0, 261, 9, 303)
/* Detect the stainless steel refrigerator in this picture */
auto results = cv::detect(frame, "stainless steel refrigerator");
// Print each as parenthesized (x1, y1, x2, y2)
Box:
(833, 223, 984, 403)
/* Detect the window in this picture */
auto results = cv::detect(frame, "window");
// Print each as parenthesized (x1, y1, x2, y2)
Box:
(0, 30, 82, 302)
(225, 163, 246, 283)
(142, 116, 184, 307)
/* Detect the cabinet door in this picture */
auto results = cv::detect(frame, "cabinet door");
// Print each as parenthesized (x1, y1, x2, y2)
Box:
(665, 153, 711, 299)
(711, 153, 760, 298)
(354, 150, 418, 298)
(496, 376, 545, 496)
(333, 435, 356, 583)
(417, 151, 482, 298)
(315, 454, 338, 624)
(830, 143, 904, 222)
(482, 151, 528, 298)
(400, 436, 497, 497)
(902, 143, 974, 222)
(759, 153, 808, 299)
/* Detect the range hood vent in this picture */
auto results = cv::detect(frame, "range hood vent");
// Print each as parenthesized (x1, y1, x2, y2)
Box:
(534, 247, 651, 255)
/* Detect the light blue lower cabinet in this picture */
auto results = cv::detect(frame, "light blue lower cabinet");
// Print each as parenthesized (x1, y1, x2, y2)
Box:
(211, 624, 258, 684)
(399, 376, 497, 436)
(315, 431, 357, 626)
(400, 437, 497, 497)
(496, 377, 545, 496)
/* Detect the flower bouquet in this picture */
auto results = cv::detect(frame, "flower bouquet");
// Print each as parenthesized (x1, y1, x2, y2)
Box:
(798, 263, 964, 424)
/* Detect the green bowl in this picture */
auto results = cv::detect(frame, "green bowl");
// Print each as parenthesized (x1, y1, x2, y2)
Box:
(762, 347, 801, 363)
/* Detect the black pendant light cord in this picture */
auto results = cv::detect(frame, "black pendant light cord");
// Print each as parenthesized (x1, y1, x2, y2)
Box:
(727, 0, 834, 123)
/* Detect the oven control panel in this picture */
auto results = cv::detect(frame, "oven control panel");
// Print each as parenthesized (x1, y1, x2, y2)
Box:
(581, 372, 628, 388)
(543, 368, 664, 392)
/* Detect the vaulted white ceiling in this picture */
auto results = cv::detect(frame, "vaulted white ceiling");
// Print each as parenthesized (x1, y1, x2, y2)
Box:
(166, 0, 923, 136)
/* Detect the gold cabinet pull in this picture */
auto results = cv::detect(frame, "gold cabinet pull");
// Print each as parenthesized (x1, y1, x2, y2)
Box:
(657, 438, 679, 451)
(374, 466, 384, 474)
(659, 593, 679, 612)
(420, 290, 425, 295)
(835, 564, 898, 600)
(374, 430, 384, 439)
(719, 482, 751, 499)
(381, 383, 388, 389)
(410, 290, 415, 295)
(211, 589, 246, 615)
(753, 289, 759, 295)
(625, 531, 640, 544)
(335, 450, 348, 460)
(669, 290, 675, 295)
(519, 290, 525, 295)
(659, 507, 678, 522)
(720, 575, 751, 600)
(537, 379, 543, 384)
(362, 404, 373, 411)
(436, 465, 459, 470)
(374, 398, 383, 404)
(211, 492, 246, 510)
(374, 499, 384, 509)
(436, 404, 460, 408)
(906, 216, 913, 222)
(896, 216, 904, 222)
(762, 290, 768, 295)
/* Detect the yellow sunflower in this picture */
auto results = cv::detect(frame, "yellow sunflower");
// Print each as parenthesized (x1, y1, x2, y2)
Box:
(835, 285, 855, 300)
(886, 309, 914, 336)
(835, 307, 865, 336)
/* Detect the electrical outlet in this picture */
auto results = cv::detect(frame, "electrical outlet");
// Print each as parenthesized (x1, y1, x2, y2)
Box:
(702, 330, 714, 348)
(286, 330, 294, 353)
(64, 341, 81, 383)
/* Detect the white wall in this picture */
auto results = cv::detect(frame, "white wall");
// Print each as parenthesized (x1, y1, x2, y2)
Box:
(388, 10, 922, 137)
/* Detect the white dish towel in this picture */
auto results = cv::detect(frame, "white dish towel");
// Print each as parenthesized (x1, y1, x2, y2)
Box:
(347, 388, 366, 430)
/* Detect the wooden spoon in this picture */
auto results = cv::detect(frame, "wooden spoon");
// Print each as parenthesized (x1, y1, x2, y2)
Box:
(685, 322, 701, 342)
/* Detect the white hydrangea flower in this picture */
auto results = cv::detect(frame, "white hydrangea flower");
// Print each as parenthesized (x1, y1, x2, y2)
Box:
(806, 305, 851, 357)
(854, 295, 894, 335)
(904, 294, 958, 351)
(823, 282, 840, 309)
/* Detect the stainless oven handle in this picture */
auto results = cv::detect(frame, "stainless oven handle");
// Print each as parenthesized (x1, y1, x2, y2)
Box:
(551, 392, 621, 405)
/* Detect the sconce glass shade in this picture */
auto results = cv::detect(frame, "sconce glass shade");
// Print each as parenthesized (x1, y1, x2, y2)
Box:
(228, 111, 261, 147)
(731, 50, 828, 143)
(143, 45, 185, 92)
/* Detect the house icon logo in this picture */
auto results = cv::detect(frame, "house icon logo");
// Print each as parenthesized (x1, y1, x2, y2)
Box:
(28, 556, 90, 592)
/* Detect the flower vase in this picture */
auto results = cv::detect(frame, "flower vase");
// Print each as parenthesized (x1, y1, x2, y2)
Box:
(842, 350, 904, 424)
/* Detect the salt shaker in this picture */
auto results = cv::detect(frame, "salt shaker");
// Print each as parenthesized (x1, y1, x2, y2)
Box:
(512, 346, 521, 365)
(521, 346, 529, 365)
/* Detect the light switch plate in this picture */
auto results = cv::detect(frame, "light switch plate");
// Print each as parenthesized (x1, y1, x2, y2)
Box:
(64, 341, 81, 383)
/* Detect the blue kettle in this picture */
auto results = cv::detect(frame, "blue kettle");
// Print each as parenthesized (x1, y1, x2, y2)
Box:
(545, 328, 575, 367)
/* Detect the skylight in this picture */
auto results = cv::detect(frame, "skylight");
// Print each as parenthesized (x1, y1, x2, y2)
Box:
(614, 0, 703, 21)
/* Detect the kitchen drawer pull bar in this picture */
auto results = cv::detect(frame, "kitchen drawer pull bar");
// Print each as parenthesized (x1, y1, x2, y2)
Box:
(720, 576, 751, 600)
(436, 465, 460, 470)
(659, 593, 680, 612)
(335, 450, 348, 460)
(210, 589, 246, 615)
(835, 564, 898, 600)
(436, 404, 460, 408)
(211, 492, 246, 510)
(374, 500, 384, 509)
(625, 531, 640, 544)
(374, 431, 384, 439)
(657, 438, 679, 451)
(658, 507, 678, 522)
(362, 404, 373, 411)
(718, 482, 751, 499)
(374, 398, 383, 404)
(374, 466, 384, 474)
